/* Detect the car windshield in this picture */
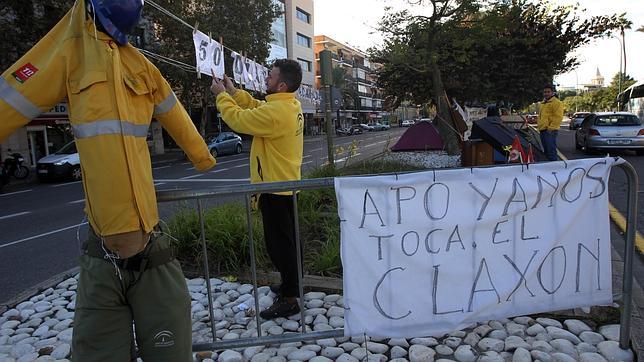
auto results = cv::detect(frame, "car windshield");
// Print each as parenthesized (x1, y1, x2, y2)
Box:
(594, 115, 641, 126)
(55, 142, 77, 155)
(574, 113, 590, 119)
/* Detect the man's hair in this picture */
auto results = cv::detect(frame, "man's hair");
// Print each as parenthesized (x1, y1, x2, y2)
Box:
(543, 84, 556, 92)
(272, 59, 302, 93)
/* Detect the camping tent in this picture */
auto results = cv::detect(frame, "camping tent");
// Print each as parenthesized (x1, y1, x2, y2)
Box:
(391, 120, 444, 152)
(470, 117, 547, 161)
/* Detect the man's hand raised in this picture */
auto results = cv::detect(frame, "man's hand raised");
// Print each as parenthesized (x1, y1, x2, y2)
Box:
(223, 74, 237, 96)
(210, 71, 226, 97)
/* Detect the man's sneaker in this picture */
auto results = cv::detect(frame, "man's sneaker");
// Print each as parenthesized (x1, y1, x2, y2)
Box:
(259, 297, 300, 319)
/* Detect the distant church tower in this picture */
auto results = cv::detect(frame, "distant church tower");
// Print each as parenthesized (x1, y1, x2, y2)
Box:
(591, 68, 604, 87)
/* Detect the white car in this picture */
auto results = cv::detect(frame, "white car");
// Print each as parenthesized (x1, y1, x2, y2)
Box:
(36, 141, 82, 181)
(402, 120, 414, 127)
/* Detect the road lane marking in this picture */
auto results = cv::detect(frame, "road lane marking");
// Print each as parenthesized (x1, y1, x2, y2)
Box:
(154, 178, 250, 182)
(68, 199, 85, 205)
(558, 151, 644, 253)
(1, 222, 89, 249)
(152, 165, 171, 170)
(180, 174, 203, 180)
(0, 211, 31, 220)
(0, 189, 32, 197)
(231, 164, 248, 169)
(154, 182, 166, 187)
(302, 161, 313, 165)
(51, 181, 82, 188)
(210, 168, 230, 173)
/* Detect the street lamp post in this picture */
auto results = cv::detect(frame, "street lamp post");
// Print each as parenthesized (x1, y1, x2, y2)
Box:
(573, 69, 579, 113)
(614, 34, 624, 110)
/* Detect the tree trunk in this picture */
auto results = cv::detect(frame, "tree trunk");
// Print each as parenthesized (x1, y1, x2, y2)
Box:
(431, 58, 460, 155)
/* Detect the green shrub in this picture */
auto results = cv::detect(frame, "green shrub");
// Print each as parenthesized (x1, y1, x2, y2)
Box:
(167, 159, 424, 277)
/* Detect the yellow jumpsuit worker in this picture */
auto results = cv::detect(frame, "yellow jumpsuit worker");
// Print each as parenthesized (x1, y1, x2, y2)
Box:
(0, 0, 215, 360)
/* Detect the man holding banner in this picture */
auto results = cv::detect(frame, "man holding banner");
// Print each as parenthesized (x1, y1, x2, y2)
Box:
(211, 59, 304, 319)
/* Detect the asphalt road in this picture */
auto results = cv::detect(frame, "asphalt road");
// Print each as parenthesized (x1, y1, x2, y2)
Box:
(0, 128, 405, 304)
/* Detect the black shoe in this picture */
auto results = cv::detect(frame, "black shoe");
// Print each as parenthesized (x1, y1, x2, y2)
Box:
(269, 283, 281, 294)
(260, 297, 300, 319)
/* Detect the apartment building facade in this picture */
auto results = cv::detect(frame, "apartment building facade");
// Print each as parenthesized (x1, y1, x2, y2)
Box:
(313, 35, 386, 131)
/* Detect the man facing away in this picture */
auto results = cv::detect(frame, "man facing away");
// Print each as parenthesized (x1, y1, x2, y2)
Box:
(538, 84, 564, 161)
(211, 59, 304, 319)
(0, 1, 215, 360)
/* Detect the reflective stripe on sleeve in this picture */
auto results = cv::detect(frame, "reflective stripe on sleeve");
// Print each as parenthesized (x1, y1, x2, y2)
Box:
(0, 78, 42, 120)
(73, 120, 149, 139)
(153, 91, 177, 116)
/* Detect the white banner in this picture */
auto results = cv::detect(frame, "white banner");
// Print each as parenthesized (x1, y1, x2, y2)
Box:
(192, 30, 225, 78)
(335, 157, 620, 338)
(231, 51, 244, 84)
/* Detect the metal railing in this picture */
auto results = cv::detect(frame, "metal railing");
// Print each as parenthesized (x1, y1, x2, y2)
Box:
(156, 159, 638, 351)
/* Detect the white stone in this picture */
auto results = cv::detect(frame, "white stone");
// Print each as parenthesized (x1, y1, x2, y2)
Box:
(15, 303, 33, 312)
(551, 352, 576, 362)
(597, 341, 633, 362)
(388, 338, 410, 348)
(16, 337, 38, 346)
(409, 344, 435, 362)
(597, 325, 620, 342)
(335, 353, 359, 362)
(237, 284, 254, 295)
(506, 322, 526, 337)
(282, 320, 299, 331)
(339, 342, 359, 352)
(287, 349, 316, 361)
(478, 338, 504, 352)
(563, 319, 592, 335)
(488, 330, 507, 340)
(323, 295, 341, 303)
(550, 339, 577, 358)
(474, 325, 493, 337)
(512, 347, 531, 362)
(16, 353, 39, 362)
(267, 326, 283, 335)
(51, 344, 70, 359)
(478, 351, 504, 362)
(504, 336, 529, 351)
(513, 317, 533, 325)
(316, 338, 336, 347)
(309, 357, 332, 362)
(328, 316, 344, 329)
(577, 342, 598, 353)
(302, 345, 321, 353)
(57, 329, 73, 343)
(304, 292, 326, 301)
(321, 347, 344, 359)
(526, 323, 546, 336)
(463, 332, 480, 347)
(267, 356, 286, 362)
(390, 345, 408, 359)
(250, 353, 270, 362)
(222, 332, 239, 340)
(276, 347, 298, 357)
(580, 331, 605, 345)
(536, 318, 562, 328)
(580, 352, 607, 362)
(367, 354, 387, 362)
(0, 322, 19, 331)
(218, 350, 243, 362)
(10, 344, 34, 359)
(306, 300, 324, 309)
(305, 308, 327, 316)
(546, 326, 581, 344)
(410, 337, 438, 347)
(34, 338, 57, 349)
(443, 337, 461, 349)
(326, 306, 344, 317)
(530, 350, 553, 362)
(435, 344, 453, 355)
(366, 342, 388, 354)
(350, 347, 366, 361)
(454, 345, 478, 362)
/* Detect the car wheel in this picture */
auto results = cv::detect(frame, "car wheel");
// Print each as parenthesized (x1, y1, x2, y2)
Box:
(574, 135, 582, 150)
(70, 166, 82, 181)
(210, 148, 218, 157)
(583, 140, 593, 155)
(235, 144, 242, 154)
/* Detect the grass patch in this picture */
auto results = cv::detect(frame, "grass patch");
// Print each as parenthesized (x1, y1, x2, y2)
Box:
(166, 159, 425, 278)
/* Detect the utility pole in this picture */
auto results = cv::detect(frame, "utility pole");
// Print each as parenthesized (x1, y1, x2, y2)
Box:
(320, 50, 334, 166)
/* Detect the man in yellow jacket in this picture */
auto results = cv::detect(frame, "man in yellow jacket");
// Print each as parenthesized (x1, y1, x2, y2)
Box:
(538, 85, 564, 161)
(211, 59, 304, 319)
(0, 0, 215, 360)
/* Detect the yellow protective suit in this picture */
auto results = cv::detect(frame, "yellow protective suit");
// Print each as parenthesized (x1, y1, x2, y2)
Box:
(215, 90, 303, 193)
(0, 2, 215, 236)
(538, 96, 564, 131)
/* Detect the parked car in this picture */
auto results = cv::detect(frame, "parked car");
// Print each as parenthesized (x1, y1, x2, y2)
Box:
(37, 141, 81, 181)
(336, 125, 363, 136)
(207, 132, 243, 157)
(575, 112, 644, 155)
(369, 122, 388, 131)
(359, 123, 375, 132)
(569, 112, 591, 130)
(401, 120, 414, 127)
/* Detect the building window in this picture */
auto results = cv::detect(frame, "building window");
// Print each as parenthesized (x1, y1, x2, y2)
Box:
(297, 58, 312, 72)
(296, 33, 311, 48)
(296, 8, 311, 23)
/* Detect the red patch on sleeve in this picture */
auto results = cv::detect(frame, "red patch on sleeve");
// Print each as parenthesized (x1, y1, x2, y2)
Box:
(12, 63, 39, 83)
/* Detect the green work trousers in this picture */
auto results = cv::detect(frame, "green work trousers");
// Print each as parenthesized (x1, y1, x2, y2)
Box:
(72, 230, 192, 361)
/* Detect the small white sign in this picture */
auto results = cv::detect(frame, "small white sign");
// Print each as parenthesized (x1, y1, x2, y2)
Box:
(193, 30, 225, 78)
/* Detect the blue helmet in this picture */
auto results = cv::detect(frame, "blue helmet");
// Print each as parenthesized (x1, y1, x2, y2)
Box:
(88, 0, 144, 45)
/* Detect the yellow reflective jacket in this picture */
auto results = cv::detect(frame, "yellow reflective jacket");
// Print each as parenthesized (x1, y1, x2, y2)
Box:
(216, 90, 303, 194)
(538, 96, 564, 131)
(0, 3, 215, 236)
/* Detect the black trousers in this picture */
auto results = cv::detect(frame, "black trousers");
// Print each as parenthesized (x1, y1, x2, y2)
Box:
(259, 193, 302, 298)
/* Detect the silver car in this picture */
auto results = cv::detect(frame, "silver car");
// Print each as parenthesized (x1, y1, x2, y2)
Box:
(207, 132, 243, 157)
(575, 112, 644, 155)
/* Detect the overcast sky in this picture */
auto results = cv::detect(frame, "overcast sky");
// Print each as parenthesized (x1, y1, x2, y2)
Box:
(314, 0, 644, 89)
